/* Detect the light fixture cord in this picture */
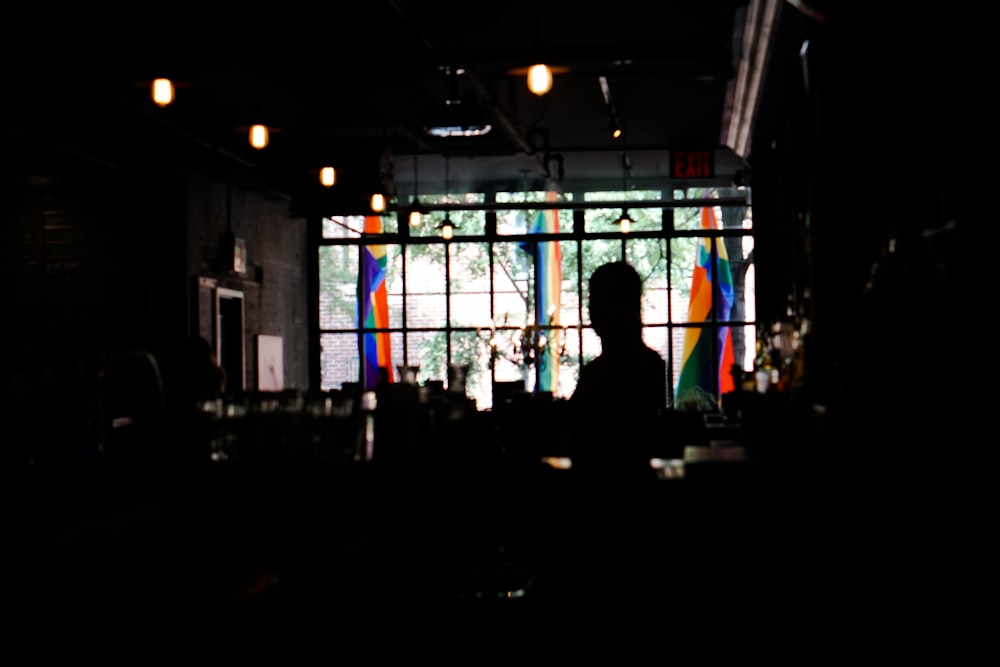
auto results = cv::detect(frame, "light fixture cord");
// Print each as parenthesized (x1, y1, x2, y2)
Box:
(533, 0, 545, 52)
(619, 71, 627, 138)
(443, 154, 452, 226)
(413, 150, 419, 201)
(619, 71, 630, 196)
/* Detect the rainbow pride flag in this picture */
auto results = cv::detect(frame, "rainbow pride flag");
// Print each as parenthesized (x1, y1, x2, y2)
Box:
(358, 215, 394, 389)
(521, 203, 562, 393)
(676, 206, 735, 404)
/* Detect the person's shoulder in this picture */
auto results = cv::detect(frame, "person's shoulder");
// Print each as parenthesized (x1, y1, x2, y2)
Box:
(641, 344, 666, 365)
(577, 354, 612, 378)
(569, 356, 607, 401)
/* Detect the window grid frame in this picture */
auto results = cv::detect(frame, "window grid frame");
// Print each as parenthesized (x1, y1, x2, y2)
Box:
(315, 194, 754, 409)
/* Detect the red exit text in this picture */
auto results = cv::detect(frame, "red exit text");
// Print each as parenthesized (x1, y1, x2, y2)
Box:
(672, 150, 715, 179)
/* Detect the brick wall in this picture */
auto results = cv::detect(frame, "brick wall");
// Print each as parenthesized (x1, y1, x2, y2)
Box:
(185, 174, 309, 391)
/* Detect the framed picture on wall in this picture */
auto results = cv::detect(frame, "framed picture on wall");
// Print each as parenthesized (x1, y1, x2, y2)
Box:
(233, 237, 247, 274)
(258, 334, 283, 391)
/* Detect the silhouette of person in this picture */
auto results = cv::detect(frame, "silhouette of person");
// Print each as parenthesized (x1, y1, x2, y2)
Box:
(569, 261, 666, 472)
(571, 261, 667, 412)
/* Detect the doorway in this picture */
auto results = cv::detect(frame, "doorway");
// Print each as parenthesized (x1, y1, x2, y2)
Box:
(216, 287, 245, 392)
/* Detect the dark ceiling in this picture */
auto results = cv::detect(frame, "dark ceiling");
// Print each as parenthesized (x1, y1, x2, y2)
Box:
(3, 0, 784, 216)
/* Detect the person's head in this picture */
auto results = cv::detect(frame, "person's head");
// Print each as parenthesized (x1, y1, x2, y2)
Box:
(587, 261, 643, 340)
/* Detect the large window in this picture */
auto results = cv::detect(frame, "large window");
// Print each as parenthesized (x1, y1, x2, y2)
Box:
(317, 187, 754, 411)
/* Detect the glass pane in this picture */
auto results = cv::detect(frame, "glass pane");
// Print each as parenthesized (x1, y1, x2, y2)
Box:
(625, 238, 669, 325)
(557, 237, 581, 328)
(627, 191, 664, 233)
(379, 212, 399, 235)
(407, 330, 447, 383)
(405, 244, 447, 328)
(582, 190, 662, 233)
(322, 215, 365, 239)
(390, 331, 435, 384)
(451, 204, 486, 236)
(672, 192, 752, 232)
(582, 205, 621, 234)
(672, 205, 703, 231)
(320, 332, 359, 391)
(493, 191, 574, 237)
(491, 241, 530, 329)
(495, 208, 530, 237)
(318, 245, 360, 330)
(387, 331, 404, 383)
(449, 242, 492, 328)
(485, 304, 526, 381)
(449, 330, 489, 407)
(408, 193, 487, 237)
(491, 335, 527, 386)
(550, 325, 579, 400)
(579, 324, 602, 368)
(405, 209, 442, 238)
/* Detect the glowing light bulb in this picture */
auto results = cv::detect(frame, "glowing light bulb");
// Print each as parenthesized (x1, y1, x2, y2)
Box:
(319, 167, 336, 187)
(527, 64, 553, 96)
(151, 78, 174, 107)
(370, 193, 386, 213)
(249, 124, 269, 149)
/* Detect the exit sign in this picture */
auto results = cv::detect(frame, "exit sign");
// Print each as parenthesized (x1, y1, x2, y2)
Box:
(672, 150, 715, 179)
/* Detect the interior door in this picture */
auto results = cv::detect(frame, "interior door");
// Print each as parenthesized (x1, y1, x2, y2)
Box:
(216, 287, 245, 392)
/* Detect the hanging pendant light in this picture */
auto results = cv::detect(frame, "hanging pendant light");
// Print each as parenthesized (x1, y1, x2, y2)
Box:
(319, 166, 336, 187)
(249, 124, 269, 149)
(438, 155, 458, 240)
(409, 151, 423, 227)
(527, 64, 553, 96)
(370, 192, 386, 213)
(439, 214, 455, 240)
(236, 122, 279, 149)
(616, 209, 633, 234)
(610, 118, 623, 139)
(409, 205, 423, 227)
(151, 78, 175, 107)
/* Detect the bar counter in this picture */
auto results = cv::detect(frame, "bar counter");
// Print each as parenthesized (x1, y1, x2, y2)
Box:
(13, 450, 884, 658)
(11, 390, 917, 658)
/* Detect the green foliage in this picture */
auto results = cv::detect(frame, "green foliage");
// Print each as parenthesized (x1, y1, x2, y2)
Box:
(318, 245, 358, 318)
(409, 329, 490, 397)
